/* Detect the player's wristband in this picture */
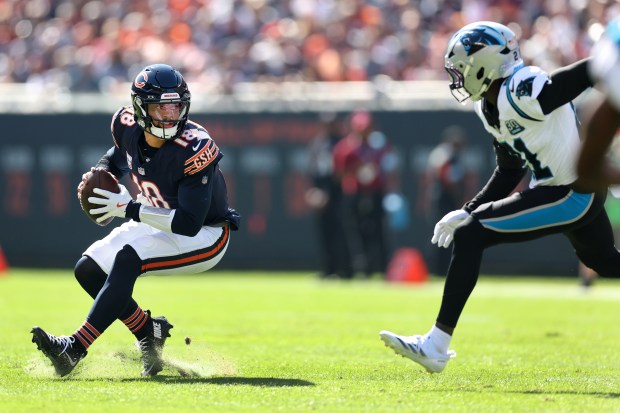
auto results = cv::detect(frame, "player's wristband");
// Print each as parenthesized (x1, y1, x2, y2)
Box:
(125, 201, 142, 221)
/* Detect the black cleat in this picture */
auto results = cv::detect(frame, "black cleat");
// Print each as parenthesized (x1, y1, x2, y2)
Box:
(135, 312, 173, 376)
(31, 326, 87, 377)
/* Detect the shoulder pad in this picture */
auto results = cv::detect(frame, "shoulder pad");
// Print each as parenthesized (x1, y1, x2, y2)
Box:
(509, 66, 548, 99)
(110, 106, 135, 148)
(172, 121, 211, 147)
(184, 137, 220, 176)
(504, 66, 549, 121)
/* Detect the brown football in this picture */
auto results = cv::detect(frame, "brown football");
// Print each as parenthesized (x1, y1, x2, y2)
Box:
(79, 168, 120, 226)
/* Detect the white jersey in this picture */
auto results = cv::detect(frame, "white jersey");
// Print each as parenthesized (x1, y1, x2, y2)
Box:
(474, 65, 580, 187)
(590, 18, 620, 110)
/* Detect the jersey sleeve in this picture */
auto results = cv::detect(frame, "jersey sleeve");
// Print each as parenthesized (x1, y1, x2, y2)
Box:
(504, 66, 549, 121)
(184, 135, 221, 176)
(110, 106, 133, 149)
(462, 140, 526, 213)
(95, 146, 129, 179)
(99, 106, 133, 178)
(171, 165, 216, 236)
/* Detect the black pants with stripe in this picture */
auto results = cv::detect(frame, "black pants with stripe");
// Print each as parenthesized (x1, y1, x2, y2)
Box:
(437, 185, 620, 328)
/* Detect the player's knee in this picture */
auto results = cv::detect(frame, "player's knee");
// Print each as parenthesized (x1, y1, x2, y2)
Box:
(111, 245, 142, 277)
(74, 256, 105, 283)
(102, 246, 142, 293)
(452, 218, 484, 245)
(74, 256, 107, 297)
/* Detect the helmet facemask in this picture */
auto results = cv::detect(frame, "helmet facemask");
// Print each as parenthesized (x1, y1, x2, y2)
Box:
(133, 96, 190, 140)
(445, 65, 470, 103)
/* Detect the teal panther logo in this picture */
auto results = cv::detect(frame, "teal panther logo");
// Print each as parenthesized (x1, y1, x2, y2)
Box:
(460, 27, 503, 56)
(516, 77, 535, 99)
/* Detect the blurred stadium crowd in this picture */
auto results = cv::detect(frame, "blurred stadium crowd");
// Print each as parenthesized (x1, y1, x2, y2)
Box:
(1, 0, 619, 96)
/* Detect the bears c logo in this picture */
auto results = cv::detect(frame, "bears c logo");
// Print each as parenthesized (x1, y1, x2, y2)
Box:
(134, 71, 148, 88)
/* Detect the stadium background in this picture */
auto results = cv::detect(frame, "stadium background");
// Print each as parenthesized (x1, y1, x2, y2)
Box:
(1, 0, 616, 275)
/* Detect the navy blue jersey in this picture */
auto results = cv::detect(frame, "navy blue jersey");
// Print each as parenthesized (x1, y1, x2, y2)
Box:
(99, 106, 239, 234)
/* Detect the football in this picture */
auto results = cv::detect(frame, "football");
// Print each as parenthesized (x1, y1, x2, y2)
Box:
(78, 168, 120, 226)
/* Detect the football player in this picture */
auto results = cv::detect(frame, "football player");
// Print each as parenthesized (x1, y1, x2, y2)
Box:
(31, 64, 240, 377)
(577, 18, 620, 190)
(379, 21, 620, 373)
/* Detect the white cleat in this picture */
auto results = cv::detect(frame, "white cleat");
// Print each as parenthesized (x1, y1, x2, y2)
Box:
(379, 330, 456, 373)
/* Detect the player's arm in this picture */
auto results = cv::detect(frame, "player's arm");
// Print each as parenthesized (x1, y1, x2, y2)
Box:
(576, 97, 620, 191)
(94, 146, 129, 179)
(77, 146, 128, 203)
(462, 140, 526, 213)
(537, 58, 593, 115)
(124, 167, 215, 236)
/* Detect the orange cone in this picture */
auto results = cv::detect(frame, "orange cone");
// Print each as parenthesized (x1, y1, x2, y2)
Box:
(0, 246, 9, 276)
(386, 247, 428, 284)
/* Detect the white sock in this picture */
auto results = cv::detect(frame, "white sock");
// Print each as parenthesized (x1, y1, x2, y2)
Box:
(426, 325, 452, 354)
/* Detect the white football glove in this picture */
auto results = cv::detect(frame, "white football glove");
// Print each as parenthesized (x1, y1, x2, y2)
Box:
(88, 184, 133, 224)
(431, 209, 470, 248)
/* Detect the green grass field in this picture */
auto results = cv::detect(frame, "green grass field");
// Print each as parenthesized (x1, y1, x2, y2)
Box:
(1, 269, 619, 413)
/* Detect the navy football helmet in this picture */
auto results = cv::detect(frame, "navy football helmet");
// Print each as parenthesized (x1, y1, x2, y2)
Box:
(131, 64, 191, 140)
(445, 22, 523, 102)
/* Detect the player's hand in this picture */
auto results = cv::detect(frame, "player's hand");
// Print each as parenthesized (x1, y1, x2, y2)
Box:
(88, 184, 133, 224)
(431, 209, 470, 248)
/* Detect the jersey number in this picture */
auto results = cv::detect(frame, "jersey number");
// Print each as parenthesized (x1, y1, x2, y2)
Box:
(131, 175, 170, 208)
(120, 112, 136, 126)
(174, 129, 199, 148)
(512, 138, 552, 180)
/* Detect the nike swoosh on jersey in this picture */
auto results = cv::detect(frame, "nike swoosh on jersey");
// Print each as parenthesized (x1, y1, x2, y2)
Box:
(192, 143, 201, 151)
(116, 203, 128, 208)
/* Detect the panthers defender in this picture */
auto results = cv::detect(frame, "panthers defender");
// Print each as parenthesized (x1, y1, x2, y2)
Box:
(31, 64, 240, 377)
(379, 21, 620, 373)
(577, 18, 620, 190)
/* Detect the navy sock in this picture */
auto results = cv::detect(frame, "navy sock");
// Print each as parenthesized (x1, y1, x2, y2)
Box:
(74, 256, 145, 322)
(85, 245, 142, 334)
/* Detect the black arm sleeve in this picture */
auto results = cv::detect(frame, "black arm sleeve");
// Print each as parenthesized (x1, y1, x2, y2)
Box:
(537, 58, 593, 115)
(169, 166, 239, 235)
(462, 140, 526, 213)
(95, 146, 129, 180)
(169, 166, 217, 237)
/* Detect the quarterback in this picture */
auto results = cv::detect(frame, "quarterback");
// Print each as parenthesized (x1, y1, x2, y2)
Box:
(31, 64, 240, 377)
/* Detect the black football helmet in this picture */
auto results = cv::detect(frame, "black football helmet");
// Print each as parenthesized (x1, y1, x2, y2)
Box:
(130, 64, 191, 140)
